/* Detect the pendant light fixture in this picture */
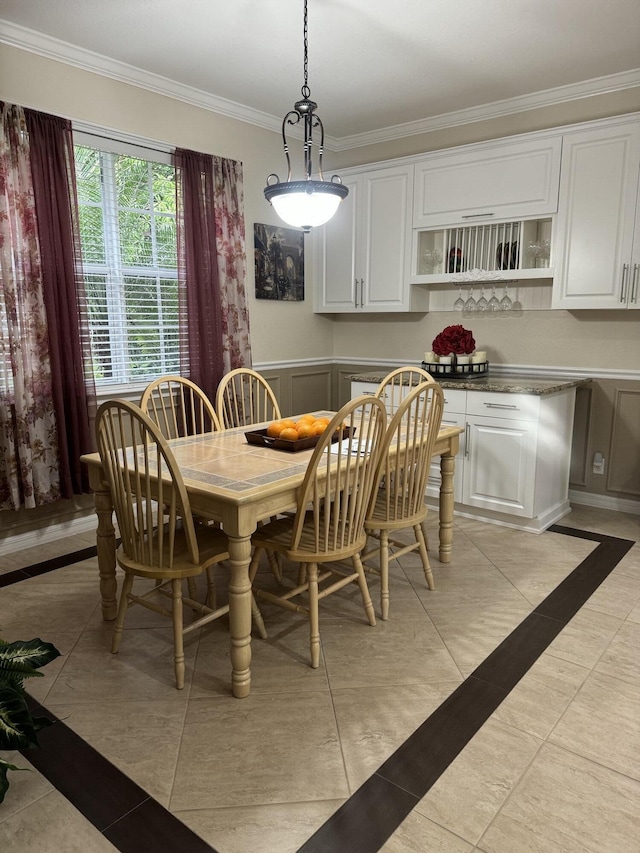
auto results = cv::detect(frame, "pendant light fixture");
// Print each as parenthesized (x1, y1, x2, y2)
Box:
(264, 0, 348, 233)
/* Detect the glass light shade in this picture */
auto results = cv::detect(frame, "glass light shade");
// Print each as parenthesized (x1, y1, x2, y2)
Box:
(264, 180, 348, 232)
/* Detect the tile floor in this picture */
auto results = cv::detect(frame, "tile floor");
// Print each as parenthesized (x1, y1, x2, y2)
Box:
(0, 504, 638, 852)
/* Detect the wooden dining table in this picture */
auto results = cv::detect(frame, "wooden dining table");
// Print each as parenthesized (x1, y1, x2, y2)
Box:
(81, 415, 462, 698)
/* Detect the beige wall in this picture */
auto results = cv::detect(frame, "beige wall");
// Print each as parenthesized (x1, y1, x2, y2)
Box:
(330, 309, 640, 371)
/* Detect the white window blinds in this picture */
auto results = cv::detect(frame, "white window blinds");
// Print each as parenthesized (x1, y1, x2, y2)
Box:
(73, 134, 183, 387)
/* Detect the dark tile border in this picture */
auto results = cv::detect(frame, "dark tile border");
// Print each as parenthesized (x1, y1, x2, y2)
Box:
(6, 526, 635, 853)
(0, 545, 98, 587)
(22, 698, 218, 852)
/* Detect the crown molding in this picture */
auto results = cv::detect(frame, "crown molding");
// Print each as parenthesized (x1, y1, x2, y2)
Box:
(0, 19, 282, 135)
(2, 19, 639, 152)
(329, 68, 640, 151)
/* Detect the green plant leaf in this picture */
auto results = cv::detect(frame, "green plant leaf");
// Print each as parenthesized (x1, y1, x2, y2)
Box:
(0, 636, 59, 805)
(0, 638, 61, 673)
(0, 756, 28, 805)
(30, 714, 55, 735)
(0, 685, 41, 751)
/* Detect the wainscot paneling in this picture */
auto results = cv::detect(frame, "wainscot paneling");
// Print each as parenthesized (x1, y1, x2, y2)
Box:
(569, 385, 592, 487)
(290, 369, 332, 415)
(259, 365, 332, 416)
(607, 388, 640, 496)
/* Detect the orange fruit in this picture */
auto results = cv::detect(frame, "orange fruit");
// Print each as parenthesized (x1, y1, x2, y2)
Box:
(280, 419, 297, 430)
(311, 421, 328, 436)
(279, 427, 298, 441)
(295, 421, 314, 439)
(297, 414, 316, 424)
(267, 421, 284, 437)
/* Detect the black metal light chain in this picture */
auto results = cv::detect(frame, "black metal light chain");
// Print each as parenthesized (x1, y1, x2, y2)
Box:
(302, 0, 310, 98)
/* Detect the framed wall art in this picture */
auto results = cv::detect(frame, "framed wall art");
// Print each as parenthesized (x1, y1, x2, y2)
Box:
(254, 223, 304, 301)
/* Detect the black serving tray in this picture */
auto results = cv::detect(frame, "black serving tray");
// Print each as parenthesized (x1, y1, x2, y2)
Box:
(245, 425, 355, 453)
(421, 360, 489, 380)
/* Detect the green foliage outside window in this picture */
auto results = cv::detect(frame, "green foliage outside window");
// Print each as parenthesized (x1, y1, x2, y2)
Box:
(74, 145, 180, 384)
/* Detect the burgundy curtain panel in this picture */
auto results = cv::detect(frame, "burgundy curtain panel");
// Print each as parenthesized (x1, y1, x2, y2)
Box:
(175, 148, 225, 401)
(25, 109, 96, 497)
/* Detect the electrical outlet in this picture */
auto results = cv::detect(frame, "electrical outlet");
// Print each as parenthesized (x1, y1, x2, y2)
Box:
(592, 452, 605, 475)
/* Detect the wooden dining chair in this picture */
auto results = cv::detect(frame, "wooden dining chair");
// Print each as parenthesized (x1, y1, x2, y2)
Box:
(140, 375, 221, 438)
(95, 399, 266, 690)
(215, 367, 281, 429)
(248, 395, 387, 668)
(374, 365, 436, 415)
(141, 375, 222, 534)
(362, 380, 444, 619)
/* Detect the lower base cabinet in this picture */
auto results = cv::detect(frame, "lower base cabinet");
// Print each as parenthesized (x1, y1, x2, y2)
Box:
(351, 381, 577, 533)
(463, 414, 537, 516)
(426, 387, 577, 532)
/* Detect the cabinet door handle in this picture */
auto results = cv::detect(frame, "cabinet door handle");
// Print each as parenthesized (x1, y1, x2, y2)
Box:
(360, 278, 364, 309)
(461, 213, 495, 219)
(483, 402, 519, 410)
(631, 263, 639, 304)
(621, 264, 629, 303)
(354, 277, 358, 308)
(464, 422, 470, 458)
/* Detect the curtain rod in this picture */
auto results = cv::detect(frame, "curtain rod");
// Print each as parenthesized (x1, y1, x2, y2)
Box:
(72, 120, 174, 156)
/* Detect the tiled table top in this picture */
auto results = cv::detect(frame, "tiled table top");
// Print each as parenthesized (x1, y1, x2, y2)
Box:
(156, 420, 324, 496)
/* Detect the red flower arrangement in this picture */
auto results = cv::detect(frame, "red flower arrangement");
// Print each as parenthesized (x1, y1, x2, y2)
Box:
(432, 325, 476, 356)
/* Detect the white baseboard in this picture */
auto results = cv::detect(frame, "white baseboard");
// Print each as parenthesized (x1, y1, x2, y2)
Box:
(569, 489, 640, 515)
(0, 513, 97, 558)
(425, 498, 572, 534)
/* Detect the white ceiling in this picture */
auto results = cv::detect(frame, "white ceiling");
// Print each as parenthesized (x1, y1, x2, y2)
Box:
(1, 0, 639, 147)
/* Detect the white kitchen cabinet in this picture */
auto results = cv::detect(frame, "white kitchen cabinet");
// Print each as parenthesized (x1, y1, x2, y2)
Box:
(427, 391, 541, 516)
(353, 380, 577, 532)
(314, 164, 429, 313)
(351, 380, 381, 401)
(413, 136, 562, 229)
(440, 389, 575, 529)
(463, 414, 537, 516)
(552, 117, 640, 309)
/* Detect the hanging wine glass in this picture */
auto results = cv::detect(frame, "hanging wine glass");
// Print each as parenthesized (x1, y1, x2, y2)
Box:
(476, 286, 488, 312)
(511, 288, 523, 315)
(499, 286, 512, 311)
(463, 288, 476, 312)
(453, 288, 465, 311)
(488, 286, 500, 311)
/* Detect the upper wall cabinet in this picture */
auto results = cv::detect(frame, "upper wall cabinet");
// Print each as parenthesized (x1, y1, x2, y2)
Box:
(314, 164, 429, 313)
(413, 136, 562, 229)
(552, 118, 640, 310)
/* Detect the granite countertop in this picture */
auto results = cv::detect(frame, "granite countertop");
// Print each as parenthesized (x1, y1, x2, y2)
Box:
(350, 371, 591, 395)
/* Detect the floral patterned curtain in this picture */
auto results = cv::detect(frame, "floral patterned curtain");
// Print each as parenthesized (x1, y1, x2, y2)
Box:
(175, 149, 251, 400)
(0, 104, 61, 509)
(213, 156, 252, 372)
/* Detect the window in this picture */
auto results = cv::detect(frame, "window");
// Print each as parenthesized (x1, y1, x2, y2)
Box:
(74, 137, 181, 386)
